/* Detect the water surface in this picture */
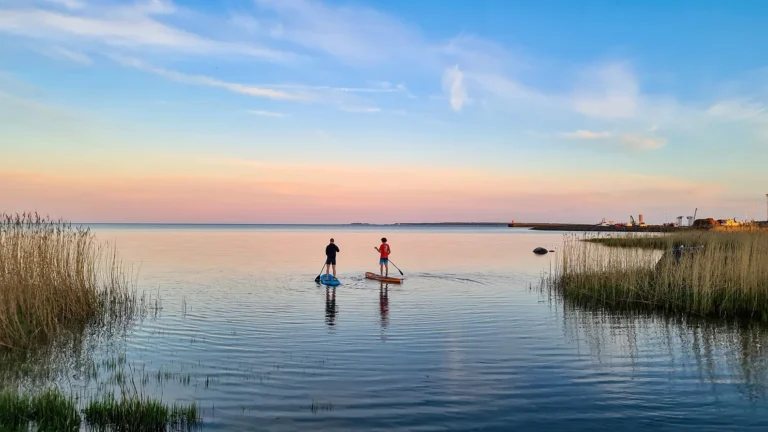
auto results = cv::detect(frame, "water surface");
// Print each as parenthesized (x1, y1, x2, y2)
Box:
(10, 225, 768, 431)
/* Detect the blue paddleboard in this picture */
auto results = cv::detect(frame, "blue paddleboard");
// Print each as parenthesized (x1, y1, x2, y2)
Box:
(319, 274, 341, 286)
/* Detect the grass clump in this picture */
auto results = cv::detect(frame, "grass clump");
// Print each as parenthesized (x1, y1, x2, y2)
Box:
(550, 230, 768, 319)
(0, 389, 201, 432)
(83, 393, 201, 431)
(0, 212, 138, 350)
(0, 389, 81, 431)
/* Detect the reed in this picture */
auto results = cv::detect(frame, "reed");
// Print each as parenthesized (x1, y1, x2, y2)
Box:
(82, 393, 201, 431)
(0, 389, 201, 431)
(550, 230, 768, 319)
(0, 212, 137, 349)
(0, 389, 81, 431)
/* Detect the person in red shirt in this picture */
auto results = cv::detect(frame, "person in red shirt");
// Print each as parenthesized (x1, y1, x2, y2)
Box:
(374, 237, 391, 277)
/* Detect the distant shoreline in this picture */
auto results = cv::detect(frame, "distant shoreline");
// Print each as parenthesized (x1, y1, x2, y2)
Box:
(80, 222, 511, 227)
(77, 222, 767, 233)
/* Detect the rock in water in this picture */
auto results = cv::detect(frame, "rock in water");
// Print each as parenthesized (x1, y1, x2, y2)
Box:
(533, 247, 548, 255)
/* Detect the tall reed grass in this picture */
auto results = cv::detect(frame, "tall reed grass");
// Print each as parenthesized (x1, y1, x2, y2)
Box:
(0, 212, 138, 349)
(549, 230, 768, 319)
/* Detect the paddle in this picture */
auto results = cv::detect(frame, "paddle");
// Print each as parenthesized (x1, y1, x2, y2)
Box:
(388, 259, 405, 276)
(375, 247, 404, 276)
(314, 263, 326, 283)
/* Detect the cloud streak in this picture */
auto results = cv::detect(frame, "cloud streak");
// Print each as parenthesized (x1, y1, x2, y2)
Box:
(248, 110, 286, 117)
(561, 129, 666, 151)
(38, 45, 92, 65)
(111, 56, 305, 100)
(561, 130, 612, 139)
(42, 0, 85, 10)
(0, 5, 292, 60)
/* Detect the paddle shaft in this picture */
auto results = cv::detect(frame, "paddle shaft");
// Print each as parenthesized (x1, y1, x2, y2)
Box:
(314, 262, 326, 281)
(387, 259, 404, 276)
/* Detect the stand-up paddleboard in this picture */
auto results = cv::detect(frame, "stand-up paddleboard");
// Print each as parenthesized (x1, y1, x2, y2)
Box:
(319, 274, 341, 286)
(365, 272, 403, 284)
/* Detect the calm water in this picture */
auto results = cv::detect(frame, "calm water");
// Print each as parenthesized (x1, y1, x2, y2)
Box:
(10, 226, 768, 430)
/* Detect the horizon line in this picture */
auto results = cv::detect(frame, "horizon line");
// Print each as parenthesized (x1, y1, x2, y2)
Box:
(74, 222, 511, 226)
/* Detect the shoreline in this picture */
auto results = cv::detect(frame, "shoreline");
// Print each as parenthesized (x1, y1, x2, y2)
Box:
(511, 223, 679, 233)
(75, 222, 768, 232)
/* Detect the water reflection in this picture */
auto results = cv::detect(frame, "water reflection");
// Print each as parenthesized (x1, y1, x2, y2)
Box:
(325, 287, 337, 328)
(555, 293, 768, 402)
(379, 283, 389, 330)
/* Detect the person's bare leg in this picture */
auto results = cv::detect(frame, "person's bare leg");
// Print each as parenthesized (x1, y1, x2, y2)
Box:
(332, 264, 336, 278)
(385, 262, 389, 277)
(380, 262, 383, 276)
(326, 264, 330, 276)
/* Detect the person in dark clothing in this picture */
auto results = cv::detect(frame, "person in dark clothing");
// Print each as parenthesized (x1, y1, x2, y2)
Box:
(325, 238, 340, 279)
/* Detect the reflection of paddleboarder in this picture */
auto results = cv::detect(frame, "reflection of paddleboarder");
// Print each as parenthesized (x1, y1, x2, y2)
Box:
(379, 283, 389, 328)
(325, 287, 337, 327)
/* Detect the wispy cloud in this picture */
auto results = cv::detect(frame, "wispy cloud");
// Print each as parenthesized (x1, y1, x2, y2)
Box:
(561, 130, 612, 139)
(570, 62, 638, 119)
(619, 134, 666, 151)
(110, 56, 304, 101)
(253, 0, 429, 66)
(0, 5, 292, 61)
(560, 129, 666, 151)
(267, 83, 411, 96)
(707, 99, 767, 122)
(248, 110, 285, 117)
(442, 65, 467, 111)
(43, 0, 85, 10)
(38, 45, 92, 65)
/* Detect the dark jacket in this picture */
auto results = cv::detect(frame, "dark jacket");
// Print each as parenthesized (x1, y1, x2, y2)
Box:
(326, 243, 340, 258)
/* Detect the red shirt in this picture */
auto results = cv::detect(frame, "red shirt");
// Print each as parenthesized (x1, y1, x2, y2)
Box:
(379, 243, 391, 258)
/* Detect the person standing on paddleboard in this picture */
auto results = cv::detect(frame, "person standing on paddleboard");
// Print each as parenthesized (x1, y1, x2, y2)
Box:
(375, 237, 391, 277)
(325, 238, 340, 279)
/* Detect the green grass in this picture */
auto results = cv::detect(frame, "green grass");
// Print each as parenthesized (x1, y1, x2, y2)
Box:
(83, 394, 200, 431)
(0, 389, 201, 432)
(549, 230, 768, 319)
(0, 389, 80, 431)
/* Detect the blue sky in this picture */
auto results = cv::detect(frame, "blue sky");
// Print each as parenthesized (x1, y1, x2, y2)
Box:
(0, 0, 767, 223)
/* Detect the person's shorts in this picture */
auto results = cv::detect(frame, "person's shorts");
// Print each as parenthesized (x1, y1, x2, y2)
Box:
(379, 258, 389, 264)
(326, 257, 336, 265)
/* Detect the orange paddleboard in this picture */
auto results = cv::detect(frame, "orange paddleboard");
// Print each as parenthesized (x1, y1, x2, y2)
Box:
(365, 272, 403, 284)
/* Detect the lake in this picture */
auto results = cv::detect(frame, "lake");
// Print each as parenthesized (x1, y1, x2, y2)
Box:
(7, 225, 768, 431)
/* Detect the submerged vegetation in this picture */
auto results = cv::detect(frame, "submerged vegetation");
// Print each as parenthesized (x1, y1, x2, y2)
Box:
(0, 212, 139, 349)
(0, 388, 201, 431)
(549, 230, 768, 319)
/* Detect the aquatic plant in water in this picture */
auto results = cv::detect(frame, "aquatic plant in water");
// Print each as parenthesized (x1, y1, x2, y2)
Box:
(0, 212, 140, 349)
(0, 389, 201, 431)
(549, 230, 768, 319)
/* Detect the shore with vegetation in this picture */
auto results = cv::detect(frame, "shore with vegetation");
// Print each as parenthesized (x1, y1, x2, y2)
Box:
(0, 213, 203, 431)
(547, 229, 768, 319)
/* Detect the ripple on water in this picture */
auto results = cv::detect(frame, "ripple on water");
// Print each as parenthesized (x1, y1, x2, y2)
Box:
(19, 227, 768, 432)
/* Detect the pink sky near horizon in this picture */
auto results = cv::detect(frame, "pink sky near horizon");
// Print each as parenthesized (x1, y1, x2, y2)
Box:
(1, 159, 759, 224)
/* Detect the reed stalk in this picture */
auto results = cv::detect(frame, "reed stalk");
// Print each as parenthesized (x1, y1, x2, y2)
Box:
(550, 230, 768, 319)
(0, 212, 137, 349)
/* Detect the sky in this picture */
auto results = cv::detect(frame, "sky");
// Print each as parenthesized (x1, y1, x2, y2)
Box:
(1, 0, 767, 224)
